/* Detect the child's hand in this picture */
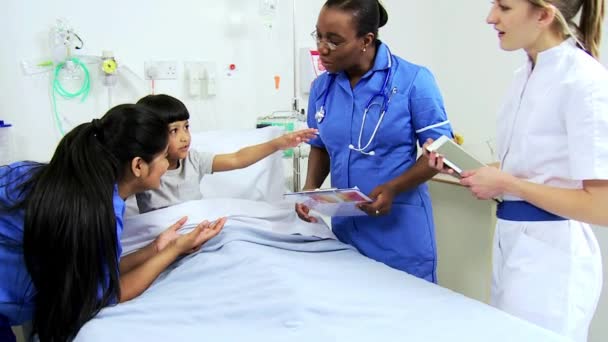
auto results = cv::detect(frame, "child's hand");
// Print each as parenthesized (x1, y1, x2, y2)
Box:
(274, 128, 318, 150)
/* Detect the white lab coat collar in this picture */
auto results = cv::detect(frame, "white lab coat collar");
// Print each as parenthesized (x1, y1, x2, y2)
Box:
(527, 38, 577, 71)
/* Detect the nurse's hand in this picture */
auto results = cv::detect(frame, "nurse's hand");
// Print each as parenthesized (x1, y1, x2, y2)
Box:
(358, 184, 395, 216)
(460, 167, 513, 200)
(295, 203, 319, 223)
(422, 138, 455, 175)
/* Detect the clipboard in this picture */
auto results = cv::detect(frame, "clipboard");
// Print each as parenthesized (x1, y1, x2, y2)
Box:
(284, 187, 372, 217)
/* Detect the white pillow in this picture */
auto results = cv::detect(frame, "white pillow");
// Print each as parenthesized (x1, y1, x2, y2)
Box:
(190, 126, 285, 202)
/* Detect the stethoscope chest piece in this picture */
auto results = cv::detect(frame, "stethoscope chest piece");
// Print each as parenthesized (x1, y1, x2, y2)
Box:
(315, 106, 325, 123)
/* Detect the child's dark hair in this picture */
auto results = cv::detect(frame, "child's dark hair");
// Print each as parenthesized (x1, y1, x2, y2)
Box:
(1, 104, 168, 341)
(137, 94, 190, 123)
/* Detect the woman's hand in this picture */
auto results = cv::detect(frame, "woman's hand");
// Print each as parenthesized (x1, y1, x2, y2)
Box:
(274, 129, 318, 150)
(358, 184, 396, 216)
(154, 216, 189, 253)
(172, 218, 227, 255)
(295, 203, 319, 223)
(422, 138, 456, 176)
(460, 167, 513, 200)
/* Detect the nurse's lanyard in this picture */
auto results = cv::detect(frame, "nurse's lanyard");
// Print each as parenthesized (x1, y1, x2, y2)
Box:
(315, 48, 397, 156)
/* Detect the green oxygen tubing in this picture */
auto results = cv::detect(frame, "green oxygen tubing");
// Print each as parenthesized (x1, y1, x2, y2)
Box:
(51, 57, 91, 135)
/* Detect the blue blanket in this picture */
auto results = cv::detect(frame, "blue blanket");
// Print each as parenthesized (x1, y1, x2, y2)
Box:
(76, 226, 566, 342)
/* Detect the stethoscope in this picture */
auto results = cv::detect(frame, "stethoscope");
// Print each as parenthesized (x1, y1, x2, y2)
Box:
(315, 48, 397, 156)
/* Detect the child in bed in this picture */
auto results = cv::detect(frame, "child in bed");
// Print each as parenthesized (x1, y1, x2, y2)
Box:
(135, 94, 317, 213)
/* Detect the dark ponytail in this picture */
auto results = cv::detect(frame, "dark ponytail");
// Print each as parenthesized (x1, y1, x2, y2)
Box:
(20, 104, 168, 341)
(325, 0, 389, 39)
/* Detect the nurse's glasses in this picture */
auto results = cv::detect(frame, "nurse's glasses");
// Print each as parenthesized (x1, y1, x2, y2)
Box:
(311, 30, 340, 51)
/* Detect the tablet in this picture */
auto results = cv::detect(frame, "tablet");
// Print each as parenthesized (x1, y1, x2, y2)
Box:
(426, 135, 486, 175)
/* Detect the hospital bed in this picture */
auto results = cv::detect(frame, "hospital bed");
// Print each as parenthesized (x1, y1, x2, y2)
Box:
(79, 127, 567, 342)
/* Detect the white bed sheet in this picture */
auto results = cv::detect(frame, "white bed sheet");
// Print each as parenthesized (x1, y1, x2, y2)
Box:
(120, 198, 335, 255)
(76, 200, 567, 342)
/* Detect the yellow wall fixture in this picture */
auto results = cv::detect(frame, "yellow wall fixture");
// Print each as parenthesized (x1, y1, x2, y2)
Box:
(454, 133, 464, 145)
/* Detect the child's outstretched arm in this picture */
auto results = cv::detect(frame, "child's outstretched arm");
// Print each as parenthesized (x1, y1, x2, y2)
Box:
(212, 128, 318, 172)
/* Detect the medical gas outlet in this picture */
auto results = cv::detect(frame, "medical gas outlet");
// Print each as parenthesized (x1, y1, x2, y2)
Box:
(101, 51, 118, 87)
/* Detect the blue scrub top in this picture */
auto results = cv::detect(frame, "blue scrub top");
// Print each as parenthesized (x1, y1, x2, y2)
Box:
(307, 42, 453, 281)
(0, 162, 125, 335)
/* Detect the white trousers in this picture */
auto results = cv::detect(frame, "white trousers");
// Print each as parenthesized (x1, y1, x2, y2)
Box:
(491, 219, 603, 342)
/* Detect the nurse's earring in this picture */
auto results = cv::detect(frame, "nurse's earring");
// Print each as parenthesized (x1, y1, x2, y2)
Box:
(362, 46, 367, 52)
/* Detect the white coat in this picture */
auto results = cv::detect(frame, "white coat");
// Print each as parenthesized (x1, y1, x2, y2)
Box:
(494, 39, 607, 342)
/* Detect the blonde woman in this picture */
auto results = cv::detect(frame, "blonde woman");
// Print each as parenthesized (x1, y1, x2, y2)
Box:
(425, 0, 607, 340)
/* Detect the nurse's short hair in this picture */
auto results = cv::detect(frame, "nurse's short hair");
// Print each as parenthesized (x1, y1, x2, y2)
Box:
(324, 0, 389, 39)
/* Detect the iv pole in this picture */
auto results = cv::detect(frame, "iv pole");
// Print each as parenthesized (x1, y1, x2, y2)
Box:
(291, 0, 302, 191)
(292, 0, 299, 113)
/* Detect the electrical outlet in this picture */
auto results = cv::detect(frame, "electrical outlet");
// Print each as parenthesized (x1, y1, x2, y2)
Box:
(144, 61, 177, 80)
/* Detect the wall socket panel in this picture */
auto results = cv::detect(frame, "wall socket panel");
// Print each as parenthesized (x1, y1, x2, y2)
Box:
(144, 61, 177, 80)
(184, 61, 217, 98)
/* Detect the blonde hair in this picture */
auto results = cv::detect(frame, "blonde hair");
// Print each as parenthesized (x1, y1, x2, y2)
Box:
(527, 0, 605, 59)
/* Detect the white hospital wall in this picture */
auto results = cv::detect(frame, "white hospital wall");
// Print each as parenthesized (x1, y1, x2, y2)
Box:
(0, 0, 298, 162)
(593, 226, 608, 342)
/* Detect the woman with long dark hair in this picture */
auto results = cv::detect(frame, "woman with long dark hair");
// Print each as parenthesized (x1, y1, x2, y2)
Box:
(0, 104, 226, 341)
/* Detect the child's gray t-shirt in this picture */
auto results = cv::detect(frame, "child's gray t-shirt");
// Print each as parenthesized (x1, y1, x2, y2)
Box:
(136, 149, 215, 213)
